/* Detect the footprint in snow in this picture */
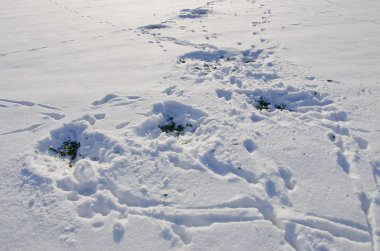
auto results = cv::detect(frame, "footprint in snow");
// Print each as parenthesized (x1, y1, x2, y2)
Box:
(41, 112, 65, 120)
(179, 8, 210, 19)
(91, 94, 142, 108)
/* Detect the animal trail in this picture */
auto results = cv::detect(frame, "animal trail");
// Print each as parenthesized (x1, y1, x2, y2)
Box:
(177, 47, 275, 85)
(0, 46, 49, 57)
(129, 207, 263, 228)
(283, 213, 371, 243)
(48, 0, 117, 27)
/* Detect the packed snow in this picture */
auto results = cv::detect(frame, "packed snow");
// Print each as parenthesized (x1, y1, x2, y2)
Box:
(1, 0, 379, 250)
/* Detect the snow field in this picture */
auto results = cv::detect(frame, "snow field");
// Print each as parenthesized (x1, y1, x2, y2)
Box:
(1, 0, 379, 250)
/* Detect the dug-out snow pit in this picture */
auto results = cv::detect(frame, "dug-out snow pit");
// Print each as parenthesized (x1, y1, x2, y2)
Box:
(136, 101, 207, 137)
(38, 122, 124, 167)
(239, 86, 333, 113)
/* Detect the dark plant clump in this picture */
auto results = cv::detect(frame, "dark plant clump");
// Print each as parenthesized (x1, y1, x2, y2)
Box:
(159, 117, 193, 136)
(256, 97, 288, 111)
(49, 140, 80, 166)
(256, 97, 270, 110)
(274, 104, 287, 111)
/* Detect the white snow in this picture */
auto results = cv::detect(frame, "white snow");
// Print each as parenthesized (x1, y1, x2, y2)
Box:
(1, 0, 379, 250)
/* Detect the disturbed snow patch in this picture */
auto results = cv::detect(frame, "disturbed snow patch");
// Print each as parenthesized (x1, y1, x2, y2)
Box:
(37, 121, 123, 167)
(135, 100, 207, 138)
(239, 85, 333, 113)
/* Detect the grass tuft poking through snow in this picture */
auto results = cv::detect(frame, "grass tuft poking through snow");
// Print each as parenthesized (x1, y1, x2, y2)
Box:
(49, 140, 81, 167)
(255, 97, 288, 111)
(256, 97, 270, 111)
(159, 117, 193, 136)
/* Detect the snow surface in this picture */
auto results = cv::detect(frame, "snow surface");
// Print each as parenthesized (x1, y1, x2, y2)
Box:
(1, 0, 379, 250)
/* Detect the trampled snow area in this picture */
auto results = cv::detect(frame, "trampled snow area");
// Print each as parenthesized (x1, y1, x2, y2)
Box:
(1, 0, 379, 250)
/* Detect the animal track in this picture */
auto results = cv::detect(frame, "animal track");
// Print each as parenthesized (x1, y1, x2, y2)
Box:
(115, 122, 130, 130)
(277, 166, 296, 190)
(139, 24, 169, 34)
(41, 112, 65, 120)
(1, 123, 44, 136)
(113, 221, 126, 242)
(243, 139, 256, 153)
(91, 94, 143, 108)
(0, 98, 60, 109)
(179, 8, 210, 19)
(200, 148, 258, 184)
(73, 113, 105, 126)
(162, 85, 184, 97)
